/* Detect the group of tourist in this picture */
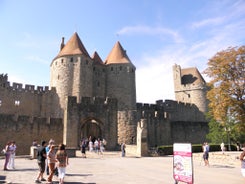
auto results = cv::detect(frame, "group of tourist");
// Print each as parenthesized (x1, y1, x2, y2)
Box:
(80, 137, 107, 157)
(35, 139, 69, 184)
(2, 139, 245, 181)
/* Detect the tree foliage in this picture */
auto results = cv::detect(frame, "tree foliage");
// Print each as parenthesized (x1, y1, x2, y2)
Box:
(204, 46, 245, 141)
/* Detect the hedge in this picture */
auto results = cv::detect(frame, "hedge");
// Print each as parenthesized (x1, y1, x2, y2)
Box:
(156, 144, 238, 156)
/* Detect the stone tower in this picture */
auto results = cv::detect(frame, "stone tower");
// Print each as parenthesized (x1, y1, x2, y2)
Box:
(50, 32, 137, 146)
(105, 41, 136, 110)
(173, 64, 207, 114)
(50, 32, 94, 116)
(105, 41, 137, 144)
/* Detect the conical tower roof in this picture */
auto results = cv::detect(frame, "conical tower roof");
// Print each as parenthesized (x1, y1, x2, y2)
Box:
(105, 41, 133, 65)
(92, 51, 104, 65)
(55, 32, 90, 58)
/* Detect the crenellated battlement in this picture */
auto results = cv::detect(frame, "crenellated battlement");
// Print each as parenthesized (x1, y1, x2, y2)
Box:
(0, 74, 53, 94)
(137, 99, 197, 112)
(11, 82, 50, 93)
(137, 99, 204, 122)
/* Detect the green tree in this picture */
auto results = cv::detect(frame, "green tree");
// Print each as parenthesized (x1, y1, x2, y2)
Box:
(204, 46, 245, 142)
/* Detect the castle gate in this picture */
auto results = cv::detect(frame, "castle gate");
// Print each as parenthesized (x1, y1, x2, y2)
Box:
(63, 96, 118, 151)
(80, 117, 103, 142)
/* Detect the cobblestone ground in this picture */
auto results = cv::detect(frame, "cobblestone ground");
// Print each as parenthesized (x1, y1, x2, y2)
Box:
(0, 151, 244, 184)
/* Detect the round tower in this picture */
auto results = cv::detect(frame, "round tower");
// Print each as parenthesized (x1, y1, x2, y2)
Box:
(105, 41, 136, 111)
(50, 32, 93, 116)
(105, 41, 137, 145)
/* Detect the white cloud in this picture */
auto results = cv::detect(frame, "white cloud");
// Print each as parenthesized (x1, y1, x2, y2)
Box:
(191, 16, 225, 29)
(117, 25, 183, 43)
(136, 48, 186, 103)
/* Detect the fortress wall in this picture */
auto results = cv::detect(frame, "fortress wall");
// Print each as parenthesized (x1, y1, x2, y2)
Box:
(0, 114, 63, 155)
(0, 81, 61, 117)
(171, 121, 209, 144)
(146, 117, 172, 147)
(136, 99, 206, 123)
(136, 100, 208, 146)
(118, 110, 137, 145)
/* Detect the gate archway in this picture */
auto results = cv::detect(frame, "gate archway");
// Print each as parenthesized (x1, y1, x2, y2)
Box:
(80, 118, 103, 142)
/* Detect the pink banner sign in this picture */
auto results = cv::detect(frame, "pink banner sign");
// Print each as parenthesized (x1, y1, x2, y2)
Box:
(173, 143, 193, 184)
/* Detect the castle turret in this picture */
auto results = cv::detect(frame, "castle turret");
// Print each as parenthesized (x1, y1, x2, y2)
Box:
(105, 41, 136, 110)
(92, 51, 106, 97)
(105, 41, 137, 145)
(173, 64, 207, 114)
(50, 32, 94, 116)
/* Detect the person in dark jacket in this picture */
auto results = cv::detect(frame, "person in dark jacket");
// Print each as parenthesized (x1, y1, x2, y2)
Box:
(35, 140, 47, 183)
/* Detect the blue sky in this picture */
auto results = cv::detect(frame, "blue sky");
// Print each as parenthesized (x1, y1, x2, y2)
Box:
(0, 0, 244, 103)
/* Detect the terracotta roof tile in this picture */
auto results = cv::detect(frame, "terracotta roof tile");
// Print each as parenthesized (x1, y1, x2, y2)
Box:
(92, 51, 104, 65)
(105, 41, 132, 65)
(56, 32, 90, 58)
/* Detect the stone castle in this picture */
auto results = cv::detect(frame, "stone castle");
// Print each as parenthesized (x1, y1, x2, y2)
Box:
(0, 32, 208, 155)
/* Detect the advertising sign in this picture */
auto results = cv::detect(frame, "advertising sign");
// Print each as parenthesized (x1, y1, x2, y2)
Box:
(173, 143, 193, 184)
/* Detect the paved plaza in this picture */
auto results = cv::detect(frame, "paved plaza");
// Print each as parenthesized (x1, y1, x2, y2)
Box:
(0, 151, 244, 184)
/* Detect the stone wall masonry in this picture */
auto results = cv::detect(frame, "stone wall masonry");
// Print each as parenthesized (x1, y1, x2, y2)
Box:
(118, 110, 137, 145)
(92, 64, 106, 97)
(105, 63, 136, 110)
(171, 121, 208, 144)
(0, 84, 60, 118)
(0, 114, 63, 155)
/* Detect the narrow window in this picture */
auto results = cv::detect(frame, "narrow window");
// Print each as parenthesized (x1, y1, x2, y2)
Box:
(70, 57, 73, 62)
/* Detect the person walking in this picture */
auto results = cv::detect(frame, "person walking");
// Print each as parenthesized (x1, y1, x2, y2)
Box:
(8, 141, 17, 169)
(47, 145, 56, 184)
(220, 142, 225, 154)
(35, 140, 47, 183)
(203, 142, 210, 166)
(56, 143, 69, 184)
(80, 140, 86, 158)
(46, 139, 55, 175)
(121, 142, 126, 157)
(3, 141, 11, 171)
